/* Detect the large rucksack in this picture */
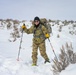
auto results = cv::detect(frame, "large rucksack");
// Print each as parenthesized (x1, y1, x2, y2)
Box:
(40, 18, 52, 33)
(32, 18, 52, 33)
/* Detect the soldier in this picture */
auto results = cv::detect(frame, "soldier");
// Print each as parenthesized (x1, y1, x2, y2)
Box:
(22, 17, 50, 66)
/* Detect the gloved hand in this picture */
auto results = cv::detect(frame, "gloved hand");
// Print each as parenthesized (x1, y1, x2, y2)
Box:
(21, 24, 26, 30)
(45, 33, 50, 38)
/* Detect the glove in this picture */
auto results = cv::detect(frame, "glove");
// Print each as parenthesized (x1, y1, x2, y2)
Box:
(45, 33, 50, 38)
(21, 24, 26, 30)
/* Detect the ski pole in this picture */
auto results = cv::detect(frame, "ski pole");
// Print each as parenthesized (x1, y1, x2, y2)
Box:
(48, 38, 58, 61)
(17, 24, 25, 61)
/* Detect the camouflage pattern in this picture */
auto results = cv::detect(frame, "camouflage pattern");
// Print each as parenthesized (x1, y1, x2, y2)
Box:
(40, 18, 47, 24)
(24, 24, 49, 44)
(24, 24, 49, 65)
(32, 18, 52, 33)
(32, 41, 49, 65)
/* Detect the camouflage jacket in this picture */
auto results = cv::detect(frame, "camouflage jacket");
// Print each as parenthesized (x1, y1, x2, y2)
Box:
(24, 24, 49, 44)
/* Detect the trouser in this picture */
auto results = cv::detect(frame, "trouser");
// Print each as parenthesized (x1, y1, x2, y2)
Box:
(32, 41, 49, 65)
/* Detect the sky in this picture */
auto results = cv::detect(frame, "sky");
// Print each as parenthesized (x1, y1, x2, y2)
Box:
(0, 0, 76, 21)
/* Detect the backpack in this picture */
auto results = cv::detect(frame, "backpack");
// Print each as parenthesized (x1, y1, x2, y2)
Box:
(40, 18, 52, 33)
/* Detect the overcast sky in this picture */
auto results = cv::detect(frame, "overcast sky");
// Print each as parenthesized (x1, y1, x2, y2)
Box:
(0, 0, 76, 21)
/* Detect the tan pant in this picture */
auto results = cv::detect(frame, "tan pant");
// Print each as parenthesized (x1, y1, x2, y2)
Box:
(32, 41, 49, 65)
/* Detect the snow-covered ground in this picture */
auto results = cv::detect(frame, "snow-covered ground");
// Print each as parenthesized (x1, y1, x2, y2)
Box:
(0, 21, 76, 75)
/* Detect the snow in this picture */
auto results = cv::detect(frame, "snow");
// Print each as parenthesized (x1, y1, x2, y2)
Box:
(60, 64, 76, 75)
(0, 21, 76, 75)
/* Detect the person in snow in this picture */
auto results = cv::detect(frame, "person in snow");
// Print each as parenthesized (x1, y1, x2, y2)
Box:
(21, 16, 50, 66)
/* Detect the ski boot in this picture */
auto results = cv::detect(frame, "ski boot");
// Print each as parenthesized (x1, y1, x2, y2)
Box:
(44, 59, 50, 63)
(32, 63, 37, 66)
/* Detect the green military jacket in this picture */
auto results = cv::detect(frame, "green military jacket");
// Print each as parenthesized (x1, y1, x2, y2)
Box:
(24, 24, 49, 44)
